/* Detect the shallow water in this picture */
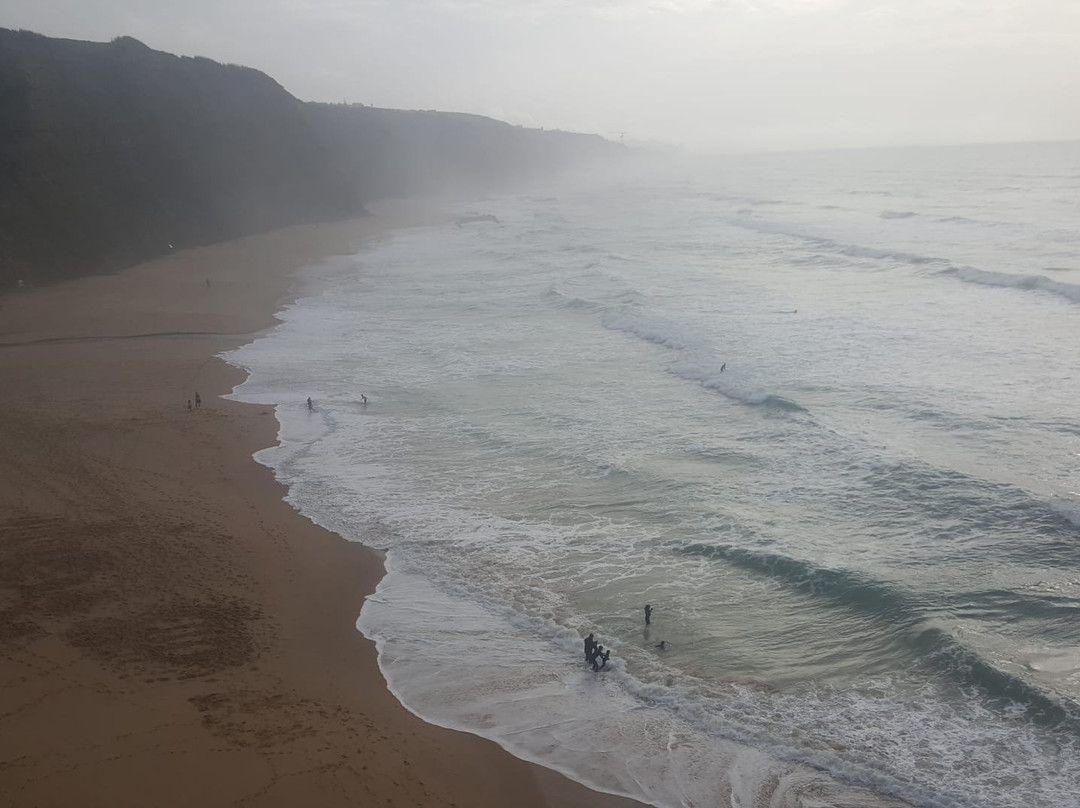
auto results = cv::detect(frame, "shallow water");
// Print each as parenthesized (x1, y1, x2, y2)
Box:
(228, 142, 1080, 808)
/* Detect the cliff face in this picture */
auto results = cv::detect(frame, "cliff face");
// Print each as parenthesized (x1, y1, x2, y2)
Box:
(310, 105, 619, 202)
(0, 30, 361, 285)
(0, 29, 621, 287)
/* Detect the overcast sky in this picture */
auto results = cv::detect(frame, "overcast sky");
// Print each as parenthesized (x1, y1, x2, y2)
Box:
(4, 0, 1079, 152)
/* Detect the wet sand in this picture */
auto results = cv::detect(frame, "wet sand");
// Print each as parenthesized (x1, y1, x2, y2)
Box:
(0, 211, 646, 808)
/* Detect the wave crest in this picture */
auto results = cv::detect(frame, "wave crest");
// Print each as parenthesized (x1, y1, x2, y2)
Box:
(682, 542, 1080, 731)
(672, 360, 806, 411)
(946, 267, 1080, 304)
(1049, 498, 1080, 528)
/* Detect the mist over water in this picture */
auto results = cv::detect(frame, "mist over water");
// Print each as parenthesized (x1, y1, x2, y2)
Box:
(228, 142, 1080, 808)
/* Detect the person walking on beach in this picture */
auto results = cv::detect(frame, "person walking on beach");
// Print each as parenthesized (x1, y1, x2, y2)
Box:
(644, 604, 653, 625)
(187, 399, 192, 411)
(194, 392, 201, 408)
(307, 397, 314, 412)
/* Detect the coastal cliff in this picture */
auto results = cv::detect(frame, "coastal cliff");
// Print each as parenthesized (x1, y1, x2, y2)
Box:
(0, 29, 620, 286)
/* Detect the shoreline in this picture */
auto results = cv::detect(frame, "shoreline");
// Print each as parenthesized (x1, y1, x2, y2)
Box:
(0, 209, 646, 808)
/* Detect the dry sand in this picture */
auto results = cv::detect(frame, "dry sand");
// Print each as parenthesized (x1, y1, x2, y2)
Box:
(0, 211, 646, 808)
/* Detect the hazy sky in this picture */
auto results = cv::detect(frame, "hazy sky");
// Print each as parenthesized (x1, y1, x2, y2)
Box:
(5, 0, 1080, 151)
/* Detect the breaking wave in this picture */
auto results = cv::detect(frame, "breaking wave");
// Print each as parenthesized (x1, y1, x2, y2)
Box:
(597, 311, 806, 412)
(945, 267, 1080, 305)
(671, 359, 807, 411)
(1049, 498, 1080, 528)
(731, 214, 1080, 307)
(681, 542, 1080, 731)
(731, 216, 950, 269)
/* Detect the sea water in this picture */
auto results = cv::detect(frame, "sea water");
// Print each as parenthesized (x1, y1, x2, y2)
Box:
(227, 141, 1080, 808)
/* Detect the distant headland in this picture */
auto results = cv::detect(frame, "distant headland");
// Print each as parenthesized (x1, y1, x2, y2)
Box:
(0, 28, 623, 287)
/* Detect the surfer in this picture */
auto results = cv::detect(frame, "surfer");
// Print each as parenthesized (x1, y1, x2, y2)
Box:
(720, 363, 726, 373)
(455, 214, 500, 227)
(307, 396, 314, 412)
(644, 604, 652, 625)
(655, 640, 667, 650)
(360, 393, 368, 405)
(584, 633, 595, 661)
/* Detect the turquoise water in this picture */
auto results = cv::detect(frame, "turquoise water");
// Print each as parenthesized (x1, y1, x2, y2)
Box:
(229, 142, 1080, 808)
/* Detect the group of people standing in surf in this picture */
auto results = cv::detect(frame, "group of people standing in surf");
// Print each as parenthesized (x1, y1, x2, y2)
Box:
(582, 634, 610, 671)
(580, 603, 665, 672)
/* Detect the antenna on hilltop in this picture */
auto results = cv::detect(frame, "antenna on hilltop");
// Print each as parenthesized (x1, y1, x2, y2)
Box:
(615, 131, 627, 145)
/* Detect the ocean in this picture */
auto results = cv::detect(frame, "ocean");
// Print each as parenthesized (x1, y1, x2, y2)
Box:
(226, 141, 1080, 808)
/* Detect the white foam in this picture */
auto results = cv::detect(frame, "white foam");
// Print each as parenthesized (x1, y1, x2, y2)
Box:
(223, 175, 1080, 808)
(952, 266, 1080, 304)
(670, 358, 777, 406)
(230, 380, 1080, 808)
(1048, 498, 1080, 528)
(359, 565, 916, 808)
(355, 558, 1080, 808)
(602, 311, 691, 351)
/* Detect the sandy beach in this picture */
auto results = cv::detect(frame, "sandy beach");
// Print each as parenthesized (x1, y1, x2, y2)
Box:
(0, 211, 645, 808)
